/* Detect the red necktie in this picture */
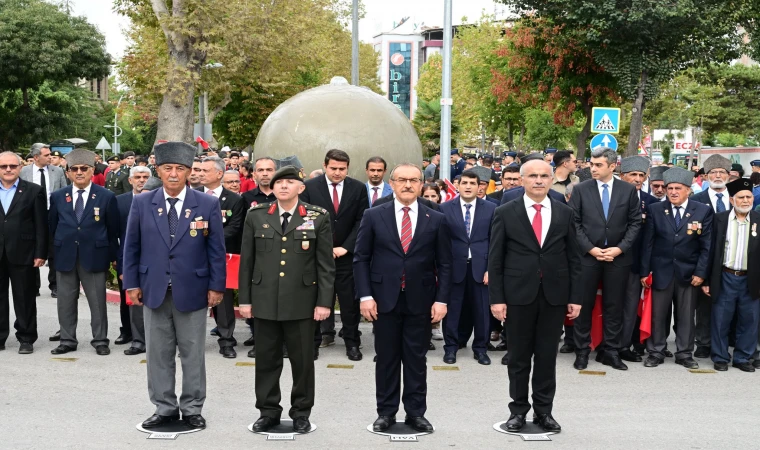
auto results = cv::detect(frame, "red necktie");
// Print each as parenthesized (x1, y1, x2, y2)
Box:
(532, 204, 543, 246)
(372, 187, 379, 205)
(208, 190, 215, 196)
(400, 207, 412, 289)
(331, 183, 340, 213)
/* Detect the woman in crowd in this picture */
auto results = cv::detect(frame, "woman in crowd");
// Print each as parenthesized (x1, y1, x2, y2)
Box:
(238, 161, 256, 193)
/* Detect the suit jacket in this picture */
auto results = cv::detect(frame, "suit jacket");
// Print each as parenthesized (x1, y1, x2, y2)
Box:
(691, 188, 732, 213)
(49, 184, 119, 273)
(373, 194, 440, 211)
(500, 186, 566, 205)
(489, 197, 582, 306)
(704, 210, 760, 300)
(122, 187, 227, 312)
(238, 201, 336, 320)
(0, 179, 47, 265)
(569, 179, 641, 267)
(639, 200, 713, 290)
(195, 187, 246, 254)
(451, 158, 466, 180)
(439, 197, 495, 283)
(630, 190, 660, 274)
(20, 164, 67, 197)
(115, 191, 134, 275)
(353, 200, 453, 315)
(366, 182, 393, 205)
(300, 176, 368, 256)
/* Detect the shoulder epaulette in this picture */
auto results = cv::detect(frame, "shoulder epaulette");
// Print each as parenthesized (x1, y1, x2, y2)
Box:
(249, 201, 272, 211)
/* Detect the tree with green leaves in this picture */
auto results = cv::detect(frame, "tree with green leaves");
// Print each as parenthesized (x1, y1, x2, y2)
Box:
(412, 98, 459, 153)
(501, 0, 756, 156)
(522, 107, 580, 151)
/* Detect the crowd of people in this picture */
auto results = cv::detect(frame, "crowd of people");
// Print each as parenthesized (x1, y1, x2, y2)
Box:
(1, 141, 759, 435)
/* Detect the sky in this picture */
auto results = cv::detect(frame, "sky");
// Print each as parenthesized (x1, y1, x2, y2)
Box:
(72, 0, 508, 59)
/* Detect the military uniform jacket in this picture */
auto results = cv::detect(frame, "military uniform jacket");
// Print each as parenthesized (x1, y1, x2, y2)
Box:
(105, 168, 130, 195)
(238, 201, 336, 321)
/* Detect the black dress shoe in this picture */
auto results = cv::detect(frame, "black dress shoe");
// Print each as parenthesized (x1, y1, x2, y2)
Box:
(753, 360, 760, 369)
(18, 343, 33, 354)
(693, 346, 710, 359)
(372, 415, 396, 432)
(458, 343, 466, 350)
(675, 357, 699, 369)
(115, 333, 133, 345)
(50, 344, 76, 355)
(443, 352, 456, 364)
(124, 347, 146, 355)
(313, 348, 319, 360)
(620, 349, 643, 362)
(220, 346, 237, 359)
(429, 341, 436, 350)
(732, 361, 755, 372)
(183, 414, 206, 429)
(663, 349, 674, 358)
(49, 330, 61, 342)
(505, 414, 526, 432)
(51, 288, 58, 298)
(594, 352, 604, 363)
(251, 416, 280, 432)
(247, 347, 256, 358)
(373, 355, 377, 362)
(644, 355, 663, 367)
(632, 346, 647, 356)
(0, 344, 5, 350)
(346, 346, 363, 361)
(474, 352, 491, 365)
(559, 343, 575, 353)
(210, 327, 219, 337)
(244, 336, 255, 346)
(601, 354, 628, 370)
(533, 413, 561, 432)
(293, 416, 311, 433)
(36, 291, 40, 297)
(573, 354, 588, 370)
(493, 341, 508, 351)
(95, 345, 110, 356)
(714, 362, 728, 371)
(142, 414, 179, 428)
(405, 416, 433, 432)
(501, 352, 509, 365)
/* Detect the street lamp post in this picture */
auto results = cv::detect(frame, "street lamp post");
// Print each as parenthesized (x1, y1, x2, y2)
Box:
(439, 0, 453, 181)
(351, 0, 359, 86)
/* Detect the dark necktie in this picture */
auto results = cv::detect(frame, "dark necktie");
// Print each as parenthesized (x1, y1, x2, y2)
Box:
(464, 203, 472, 236)
(39, 168, 47, 200)
(532, 204, 543, 246)
(716, 193, 726, 213)
(674, 206, 682, 228)
(75, 189, 85, 223)
(281, 212, 291, 234)
(372, 187, 379, 205)
(331, 183, 340, 213)
(167, 198, 179, 243)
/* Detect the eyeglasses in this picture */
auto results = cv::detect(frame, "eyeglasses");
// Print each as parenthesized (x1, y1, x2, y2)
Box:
(68, 166, 91, 173)
(391, 178, 422, 185)
(0, 164, 19, 170)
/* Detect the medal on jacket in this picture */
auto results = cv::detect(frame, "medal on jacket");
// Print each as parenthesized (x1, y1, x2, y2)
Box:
(94, 207, 100, 221)
(302, 241, 310, 250)
(66, 193, 71, 203)
(687, 223, 693, 235)
(753, 223, 757, 237)
(697, 222, 702, 235)
(185, 209, 192, 219)
(221, 210, 227, 223)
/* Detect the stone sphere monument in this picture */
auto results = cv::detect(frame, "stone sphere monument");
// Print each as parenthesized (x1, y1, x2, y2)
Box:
(253, 77, 423, 180)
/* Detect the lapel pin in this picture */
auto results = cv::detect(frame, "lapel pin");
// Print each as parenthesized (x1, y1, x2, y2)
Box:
(665, 209, 669, 215)
(222, 197, 226, 201)
(686, 213, 691, 218)
(185, 209, 191, 219)
(753, 223, 757, 237)
(157, 208, 163, 216)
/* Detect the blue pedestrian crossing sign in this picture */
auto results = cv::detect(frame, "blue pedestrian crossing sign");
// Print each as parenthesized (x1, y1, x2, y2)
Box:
(590, 133, 618, 151)
(591, 107, 621, 134)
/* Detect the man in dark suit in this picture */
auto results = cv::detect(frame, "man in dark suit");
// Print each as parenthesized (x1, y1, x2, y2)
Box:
(569, 147, 641, 371)
(123, 142, 226, 431)
(488, 166, 521, 204)
(450, 149, 466, 180)
(365, 156, 393, 205)
(49, 149, 120, 356)
(0, 152, 47, 354)
(198, 156, 246, 358)
(690, 154, 732, 358)
(115, 166, 152, 355)
(703, 178, 760, 372)
(640, 167, 712, 369)
(499, 154, 567, 206)
(300, 149, 368, 360)
(439, 170, 496, 365)
(373, 193, 439, 211)
(490, 159, 582, 433)
(354, 163, 452, 433)
(619, 156, 659, 361)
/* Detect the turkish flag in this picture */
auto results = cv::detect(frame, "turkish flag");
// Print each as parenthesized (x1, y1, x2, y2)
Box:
(443, 179, 458, 199)
(195, 135, 210, 150)
(638, 274, 653, 343)
(564, 282, 603, 350)
(226, 254, 240, 289)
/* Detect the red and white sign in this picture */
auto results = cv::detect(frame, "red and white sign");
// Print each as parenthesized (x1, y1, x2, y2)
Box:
(390, 53, 405, 66)
(674, 142, 701, 150)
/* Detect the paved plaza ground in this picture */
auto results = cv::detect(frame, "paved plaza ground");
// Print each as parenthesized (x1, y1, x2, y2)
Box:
(1, 268, 758, 449)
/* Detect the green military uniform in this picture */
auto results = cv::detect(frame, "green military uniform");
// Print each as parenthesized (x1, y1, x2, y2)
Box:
(105, 159, 130, 195)
(238, 167, 335, 422)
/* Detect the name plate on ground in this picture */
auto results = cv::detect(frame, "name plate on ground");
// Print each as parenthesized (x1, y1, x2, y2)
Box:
(390, 435, 418, 442)
(236, 362, 255, 366)
(266, 434, 295, 441)
(689, 369, 716, 374)
(327, 364, 354, 369)
(521, 434, 551, 441)
(578, 370, 606, 376)
(148, 433, 178, 440)
(51, 357, 78, 362)
(432, 366, 459, 371)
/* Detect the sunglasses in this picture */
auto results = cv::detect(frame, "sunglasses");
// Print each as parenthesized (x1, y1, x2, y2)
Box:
(0, 164, 19, 170)
(68, 166, 91, 173)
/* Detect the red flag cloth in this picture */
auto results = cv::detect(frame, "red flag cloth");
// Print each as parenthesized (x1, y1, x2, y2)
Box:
(564, 282, 603, 350)
(638, 273, 653, 343)
(226, 254, 240, 289)
(195, 136, 210, 150)
(443, 179, 458, 199)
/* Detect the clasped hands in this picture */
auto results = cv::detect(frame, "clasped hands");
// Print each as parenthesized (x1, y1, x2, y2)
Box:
(239, 305, 331, 321)
(127, 289, 225, 308)
(589, 246, 622, 262)
(490, 303, 581, 322)
(360, 299, 447, 324)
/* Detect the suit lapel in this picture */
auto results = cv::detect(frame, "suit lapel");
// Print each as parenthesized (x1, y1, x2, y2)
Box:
(677, 202, 697, 233)
(664, 201, 678, 231)
(515, 200, 541, 249)
(171, 189, 198, 249)
(606, 179, 623, 221)
(3, 179, 26, 217)
(407, 202, 430, 254)
(589, 181, 607, 222)
(379, 202, 404, 254)
(544, 199, 561, 245)
(80, 186, 99, 222)
(318, 177, 335, 214)
(151, 189, 172, 249)
(284, 204, 306, 235)
(452, 198, 468, 239)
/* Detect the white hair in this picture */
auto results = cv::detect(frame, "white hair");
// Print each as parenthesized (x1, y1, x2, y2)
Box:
(129, 166, 151, 177)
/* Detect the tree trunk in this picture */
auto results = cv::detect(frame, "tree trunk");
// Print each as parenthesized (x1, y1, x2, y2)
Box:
(626, 70, 648, 157)
(575, 95, 592, 157)
(21, 86, 29, 111)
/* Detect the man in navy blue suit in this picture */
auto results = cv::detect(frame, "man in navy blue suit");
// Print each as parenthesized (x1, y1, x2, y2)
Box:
(354, 163, 452, 434)
(115, 166, 152, 356)
(123, 142, 226, 431)
(640, 167, 713, 370)
(49, 149, 119, 356)
(439, 170, 495, 365)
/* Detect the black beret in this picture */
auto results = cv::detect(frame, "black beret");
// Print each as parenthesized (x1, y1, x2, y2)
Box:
(270, 165, 304, 185)
(107, 155, 120, 163)
(121, 151, 135, 158)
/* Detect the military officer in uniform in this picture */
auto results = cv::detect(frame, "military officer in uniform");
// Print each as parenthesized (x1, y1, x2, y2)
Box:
(239, 166, 335, 434)
(105, 156, 130, 195)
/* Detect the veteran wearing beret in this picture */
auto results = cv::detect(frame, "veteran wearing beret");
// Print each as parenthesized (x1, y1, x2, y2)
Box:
(239, 166, 335, 434)
(123, 142, 227, 431)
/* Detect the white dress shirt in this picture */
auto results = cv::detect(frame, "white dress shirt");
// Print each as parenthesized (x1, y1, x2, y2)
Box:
(461, 198, 476, 258)
(642, 178, 650, 194)
(204, 185, 223, 198)
(596, 178, 614, 202)
(32, 164, 51, 207)
(277, 203, 298, 228)
(326, 175, 344, 203)
(72, 183, 93, 211)
(707, 188, 730, 213)
(523, 194, 551, 246)
(671, 199, 689, 221)
(163, 186, 187, 218)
